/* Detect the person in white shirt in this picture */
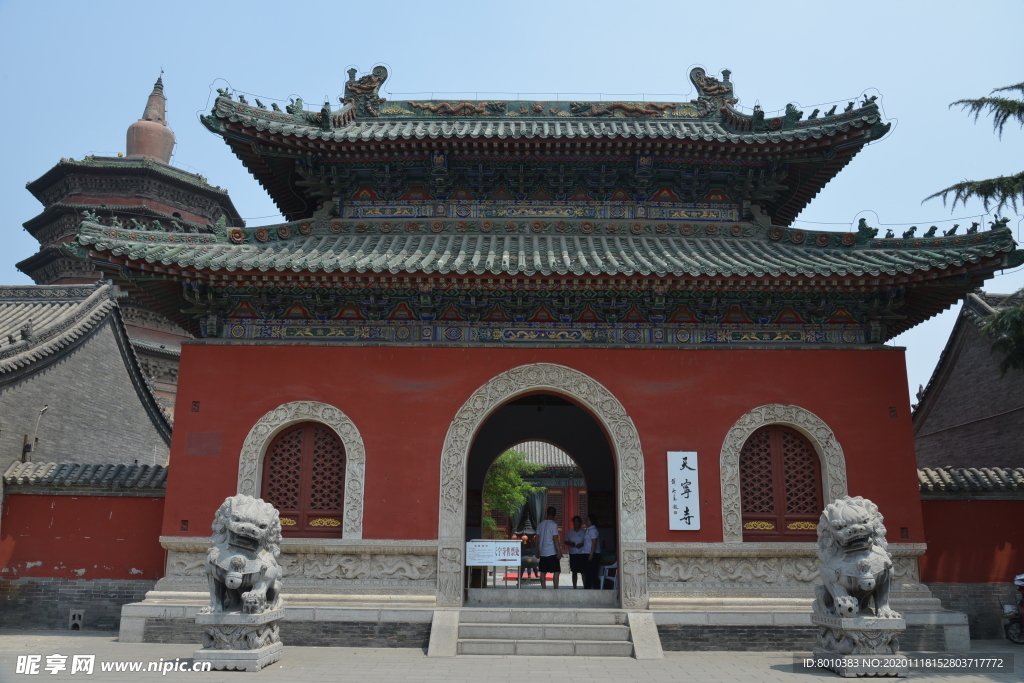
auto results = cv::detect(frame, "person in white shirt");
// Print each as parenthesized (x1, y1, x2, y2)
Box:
(583, 512, 601, 589)
(564, 516, 587, 589)
(534, 506, 562, 589)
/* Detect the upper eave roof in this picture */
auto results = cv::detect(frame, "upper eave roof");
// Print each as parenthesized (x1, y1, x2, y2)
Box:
(205, 101, 884, 145)
(200, 67, 889, 222)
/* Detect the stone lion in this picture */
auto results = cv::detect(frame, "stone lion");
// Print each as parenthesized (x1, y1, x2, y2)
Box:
(813, 496, 900, 619)
(198, 495, 283, 615)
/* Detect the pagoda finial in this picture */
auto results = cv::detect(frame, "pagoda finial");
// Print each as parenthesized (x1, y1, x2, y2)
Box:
(126, 72, 175, 164)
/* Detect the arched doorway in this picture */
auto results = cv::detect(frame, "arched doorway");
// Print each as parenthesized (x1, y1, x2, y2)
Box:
(436, 363, 648, 608)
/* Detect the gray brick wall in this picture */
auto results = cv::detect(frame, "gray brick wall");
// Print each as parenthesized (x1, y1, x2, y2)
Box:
(144, 618, 431, 649)
(0, 577, 156, 631)
(656, 625, 945, 651)
(0, 320, 169, 475)
(915, 324, 1024, 468)
(926, 582, 1019, 639)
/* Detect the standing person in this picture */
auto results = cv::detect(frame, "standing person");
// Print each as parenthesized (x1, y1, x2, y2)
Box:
(584, 512, 601, 590)
(565, 516, 587, 589)
(535, 506, 562, 589)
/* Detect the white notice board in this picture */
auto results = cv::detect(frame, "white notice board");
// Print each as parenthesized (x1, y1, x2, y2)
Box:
(668, 451, 700, 530)
(465, 540, 522, 566)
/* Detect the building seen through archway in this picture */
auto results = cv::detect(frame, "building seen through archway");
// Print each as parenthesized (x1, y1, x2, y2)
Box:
(465, 393, 617, 588)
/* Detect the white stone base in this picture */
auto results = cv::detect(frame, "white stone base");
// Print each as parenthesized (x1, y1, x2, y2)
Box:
(811, 649, 908, 678)
(193, 642, 283, 672)
(811, 614, 908, 677)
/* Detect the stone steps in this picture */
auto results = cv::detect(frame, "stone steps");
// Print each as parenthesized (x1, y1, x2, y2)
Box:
(455, 609, 634, 657)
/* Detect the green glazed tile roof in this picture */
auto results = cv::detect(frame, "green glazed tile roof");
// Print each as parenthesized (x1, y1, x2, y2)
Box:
(200, 67, 890, 224)
(73, 218, 1020, 280)
(207, 99, 882, 145)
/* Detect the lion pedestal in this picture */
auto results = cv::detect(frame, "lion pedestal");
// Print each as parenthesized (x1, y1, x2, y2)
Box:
(193, 495, 285, 672)
(811, 496, 909, 678)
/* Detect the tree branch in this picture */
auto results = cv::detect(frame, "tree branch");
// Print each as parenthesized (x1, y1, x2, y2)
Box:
(923, 171, 1024, 212)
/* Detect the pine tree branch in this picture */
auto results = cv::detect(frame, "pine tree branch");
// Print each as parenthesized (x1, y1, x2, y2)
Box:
(923, 171, 1024, 212)
(950, 90, 1024, 139)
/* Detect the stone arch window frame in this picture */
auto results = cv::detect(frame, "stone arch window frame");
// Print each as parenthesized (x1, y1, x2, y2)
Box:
(436, 363, 649, 608)
(237, 401, 366, 539)
(720, 404, 847, 543)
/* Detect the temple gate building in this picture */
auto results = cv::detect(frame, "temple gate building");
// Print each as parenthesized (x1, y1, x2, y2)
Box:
(55, 66, 1021, 649)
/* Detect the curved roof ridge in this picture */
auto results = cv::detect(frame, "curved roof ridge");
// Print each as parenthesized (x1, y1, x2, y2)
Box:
(0, 282, 119, 374)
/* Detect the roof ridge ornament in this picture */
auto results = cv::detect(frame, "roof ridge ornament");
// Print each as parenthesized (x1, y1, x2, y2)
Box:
(688, 67, 737, 116)
(343, 65, 389, 117)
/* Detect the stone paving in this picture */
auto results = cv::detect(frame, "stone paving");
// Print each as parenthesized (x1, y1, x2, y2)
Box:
(0, 631, 1020, 682)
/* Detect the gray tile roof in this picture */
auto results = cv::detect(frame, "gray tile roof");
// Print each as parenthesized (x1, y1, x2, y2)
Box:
(0, 282, 118, 373)
(918, 466, 1024, 493)
(3, 460, 168, 490)
(513, 441, 578, 468)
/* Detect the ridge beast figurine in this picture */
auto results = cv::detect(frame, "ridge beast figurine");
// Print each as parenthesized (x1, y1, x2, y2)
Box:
(813, 496, 900, 619)
(198, 495, 283, 615)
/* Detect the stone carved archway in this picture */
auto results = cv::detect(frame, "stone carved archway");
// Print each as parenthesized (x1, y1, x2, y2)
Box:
(720, 404, 847, 542)
(437, 363, 648, 607)
(237, 401, 366, 539)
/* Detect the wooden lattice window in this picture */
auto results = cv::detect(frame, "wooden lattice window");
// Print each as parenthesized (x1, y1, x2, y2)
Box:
(261, 422, 345, 537)
(577, 490, 588, 524)
(739, 425, 822, 540)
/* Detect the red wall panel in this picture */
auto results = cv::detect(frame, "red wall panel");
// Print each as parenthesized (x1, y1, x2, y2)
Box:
(919, 499, 1023, 583)
(165, 345, 923, 544)
(0, 495, 165, 580)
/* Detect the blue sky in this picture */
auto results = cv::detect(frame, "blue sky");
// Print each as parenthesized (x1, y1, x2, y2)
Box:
(0, 0, 1021, 400)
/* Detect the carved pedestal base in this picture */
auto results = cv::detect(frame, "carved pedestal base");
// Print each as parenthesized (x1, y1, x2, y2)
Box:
(811, 615, 908, 678)
(194, 609, 284, 672)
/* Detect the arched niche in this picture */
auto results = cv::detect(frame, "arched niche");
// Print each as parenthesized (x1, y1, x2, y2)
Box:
(237, 401, 366, 539)
(719, 404, 848, 543)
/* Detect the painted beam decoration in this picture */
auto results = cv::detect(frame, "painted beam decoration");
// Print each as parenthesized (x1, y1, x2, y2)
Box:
(668, 451, 700, 531)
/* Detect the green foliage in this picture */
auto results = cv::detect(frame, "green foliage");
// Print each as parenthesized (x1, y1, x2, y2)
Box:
(980, 289, 1024, 375)
(925, 82, 1024, 212)
(925, 172, 1024, 214)
(481, 449, 543, 538)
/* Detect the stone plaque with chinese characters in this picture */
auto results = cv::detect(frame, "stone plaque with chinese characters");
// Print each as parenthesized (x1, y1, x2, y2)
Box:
(668, 451, 700, 530)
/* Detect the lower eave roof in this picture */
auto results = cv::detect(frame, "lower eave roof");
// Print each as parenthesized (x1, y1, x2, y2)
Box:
(73, 219, 1020, 281)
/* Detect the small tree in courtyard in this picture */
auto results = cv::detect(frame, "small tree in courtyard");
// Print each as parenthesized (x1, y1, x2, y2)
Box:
(481, 449, 542, 537)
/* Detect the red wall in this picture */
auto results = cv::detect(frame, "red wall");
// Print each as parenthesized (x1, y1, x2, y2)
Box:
(165, 345, 923, 544)
(919, 499, 1023, 583)
(0, 495, 165, 580)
